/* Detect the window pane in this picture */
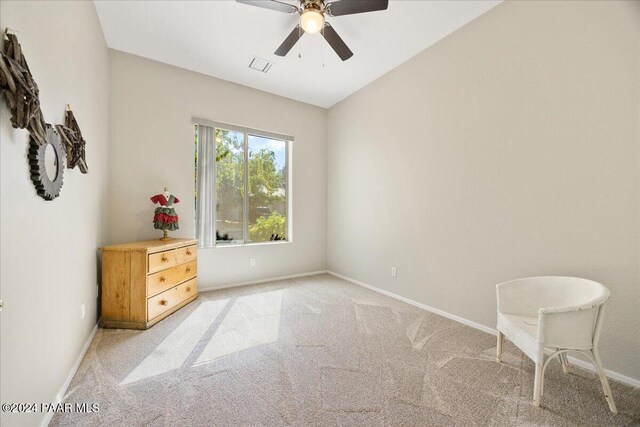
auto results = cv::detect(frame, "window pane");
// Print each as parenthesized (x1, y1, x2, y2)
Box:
(215, 129, 245, 243)
(247, 135, 287, 242)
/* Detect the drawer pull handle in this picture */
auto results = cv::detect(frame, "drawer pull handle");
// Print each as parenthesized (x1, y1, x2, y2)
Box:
(160, 300, 168, 306)
(159, 276, 166, 282)
(186, 287, 192, 292)
(185, 267, 191, 273)
(186, 250, 192, 256)
(161, 255, 168, 262)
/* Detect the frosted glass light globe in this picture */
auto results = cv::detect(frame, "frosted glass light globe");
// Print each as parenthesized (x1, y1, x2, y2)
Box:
(300, 10, 324, 34)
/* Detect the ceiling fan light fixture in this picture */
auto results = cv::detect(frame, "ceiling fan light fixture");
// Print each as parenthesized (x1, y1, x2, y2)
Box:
(238, 0, 389, 60)
(300, 9, 324, 34)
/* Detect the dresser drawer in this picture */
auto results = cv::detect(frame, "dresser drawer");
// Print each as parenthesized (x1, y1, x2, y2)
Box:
(176, 244, 197, 265)
(148, 259, 197, 296)
(148, 249, 177, 273)
(147, 278, 197, 321)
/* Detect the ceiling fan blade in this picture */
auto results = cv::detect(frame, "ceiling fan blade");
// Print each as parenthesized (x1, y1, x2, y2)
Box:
(236, 0, 299, 14)
(326, 0, 388, 16)
(275, 25, 302, 56)
(322, 23, 353, 61)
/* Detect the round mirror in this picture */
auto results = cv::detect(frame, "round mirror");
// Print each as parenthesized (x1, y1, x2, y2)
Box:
(29, 126, 66, 201)
(44, 143, 58, 180)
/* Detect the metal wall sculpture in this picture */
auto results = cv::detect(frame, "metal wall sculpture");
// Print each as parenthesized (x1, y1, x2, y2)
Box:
(0, 30, 89, 200)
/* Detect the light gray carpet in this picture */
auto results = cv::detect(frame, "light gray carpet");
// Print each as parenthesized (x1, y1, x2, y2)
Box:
(52, 274, 640, 426)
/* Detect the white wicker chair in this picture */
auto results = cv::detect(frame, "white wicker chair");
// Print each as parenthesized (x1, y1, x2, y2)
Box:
(496, 276, 617, 413)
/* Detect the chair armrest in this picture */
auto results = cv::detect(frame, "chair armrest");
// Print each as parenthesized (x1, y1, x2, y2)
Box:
(539, 291, 608, 314)
(538, 303, 603, 349)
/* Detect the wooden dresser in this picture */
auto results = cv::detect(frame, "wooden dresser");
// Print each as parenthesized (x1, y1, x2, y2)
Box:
(100, 238, 198, 329)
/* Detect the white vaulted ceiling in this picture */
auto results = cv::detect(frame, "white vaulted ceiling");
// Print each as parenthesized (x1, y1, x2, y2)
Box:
(94, 0, 501, 108)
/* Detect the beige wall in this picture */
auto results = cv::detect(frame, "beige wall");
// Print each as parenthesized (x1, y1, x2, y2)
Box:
(1, 2, 639, 420)
(0, 1, 109, 426)
(108, 51, 326, 288)
(327, 0, 640, 381)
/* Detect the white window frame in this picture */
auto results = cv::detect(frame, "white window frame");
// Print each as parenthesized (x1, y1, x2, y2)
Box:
(194, 118, 293, 247)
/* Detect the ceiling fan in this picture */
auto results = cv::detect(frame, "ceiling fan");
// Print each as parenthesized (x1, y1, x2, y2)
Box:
(236, 0, 389, 61)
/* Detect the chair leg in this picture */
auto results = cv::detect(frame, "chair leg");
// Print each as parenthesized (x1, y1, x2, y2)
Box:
(560, 352, 570, 374)
(591, 349, 618, 414)
(496, 331, 504, 362)
(533, 362, 543, 407)
(540, 361, 546, 396)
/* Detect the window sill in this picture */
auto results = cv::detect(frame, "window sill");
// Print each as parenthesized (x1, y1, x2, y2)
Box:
(200, 240, 291, 249)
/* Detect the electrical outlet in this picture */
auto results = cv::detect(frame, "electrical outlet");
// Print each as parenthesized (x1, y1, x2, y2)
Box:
(81, 303, 86, 319)
(250, 258, 256, 267)
(391, 267, 397, 278)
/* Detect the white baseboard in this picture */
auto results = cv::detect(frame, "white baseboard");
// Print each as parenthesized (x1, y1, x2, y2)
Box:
(327, 270, 640, 389)
(328, 271, 496, 335)
(561, 355, 640, 388)
(41, 320, 100, 427)
(199, 270, 328, 292)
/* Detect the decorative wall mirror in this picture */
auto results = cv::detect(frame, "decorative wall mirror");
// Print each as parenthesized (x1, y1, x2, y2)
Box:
(29, 125, 65, 200)
(0, 32, 90, 201)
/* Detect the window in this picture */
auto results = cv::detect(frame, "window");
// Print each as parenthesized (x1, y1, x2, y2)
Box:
(195, 120, 291, 247)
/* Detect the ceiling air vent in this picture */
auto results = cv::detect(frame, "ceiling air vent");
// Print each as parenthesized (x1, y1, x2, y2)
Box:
(248, 56, 273, 73)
